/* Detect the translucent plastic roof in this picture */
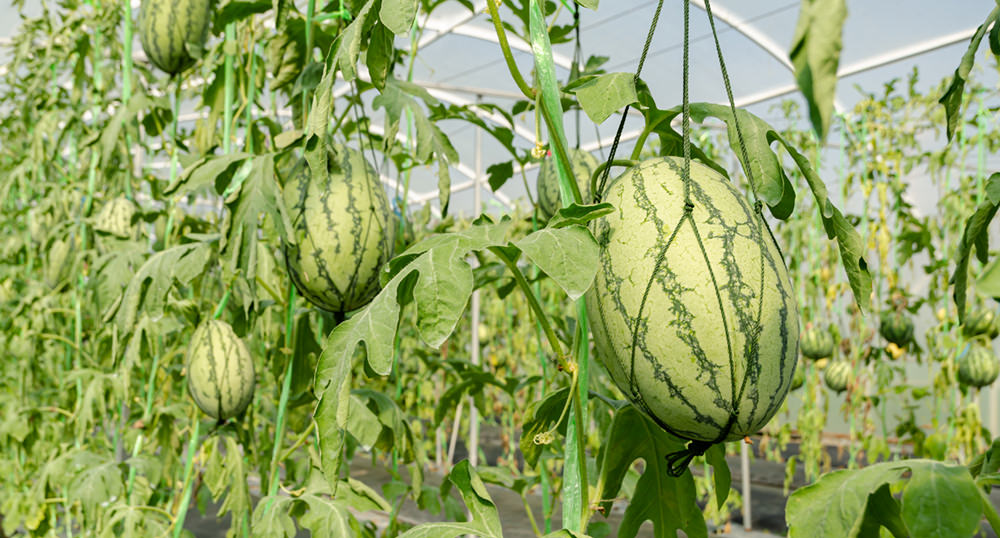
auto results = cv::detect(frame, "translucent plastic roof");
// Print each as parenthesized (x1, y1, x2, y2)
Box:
(1, 0, 993, 216)
(330, 0, 993, 217)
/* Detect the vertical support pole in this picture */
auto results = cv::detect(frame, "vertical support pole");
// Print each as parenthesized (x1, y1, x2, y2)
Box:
(468, 96, 484, 467)
(741, 441, 752, 531)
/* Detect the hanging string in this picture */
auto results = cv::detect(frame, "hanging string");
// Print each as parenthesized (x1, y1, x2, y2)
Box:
(701, 0, 758, 200)
(659, 0, 775, 477)
(593, 0, 664, 203)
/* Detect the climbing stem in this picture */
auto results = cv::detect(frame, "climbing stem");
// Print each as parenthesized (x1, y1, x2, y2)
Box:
(171, 419, 202, 538)
(488, 246, 568, 371)
(485, 0, 536, 99)
(267, 285, 298, 498)
(590, 159, 638, 196)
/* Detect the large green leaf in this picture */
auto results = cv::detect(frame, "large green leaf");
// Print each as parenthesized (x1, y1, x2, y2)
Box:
(572, 72, 637, 124)
(515, 225, 599, 301)
(312, 217, 600, 488)
(704, 443, 731, 510)
(219, 154, 293, 312)
(597, 406, 707, 538)
(787, 459, 984, 538)
(115, 243, 213, 333)
(333, 0, 375, 82)
(900, 462, 982, 538)
(397, 461, 503, 538)
(787, 464, 907, 537)
(774, 135, 872, 313)
(951, 174, 1000, 321)
(373, 77, 459, 215)
(380, 0, 418, 34)
(202, 433, 252, 523)
(939, 6, 1000, 141)
(67, 451, 123, 516)
(789, 0, 846, 142)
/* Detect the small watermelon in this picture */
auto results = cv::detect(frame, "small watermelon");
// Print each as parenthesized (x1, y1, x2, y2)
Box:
(586, 157, 799, 444)
(44, 238, 73, 289)
(790, 363, 806, 391)
(879, 311, 914, 347)
(283, 144, 396, 314)
(536, 149, 600, 219)
(823, 360, 851, 393)
(957, 345, 1000, 388)
(962, 308, 998, 339)
(94, 197, 137, 238)
(921, 431, 948, 461)
(186, 320, 255, 420)
(800, 326, 834, 360)
(139, 0, 214, 75)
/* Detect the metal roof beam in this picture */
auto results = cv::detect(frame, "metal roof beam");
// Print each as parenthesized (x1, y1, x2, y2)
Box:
(734, 26, 979, 110)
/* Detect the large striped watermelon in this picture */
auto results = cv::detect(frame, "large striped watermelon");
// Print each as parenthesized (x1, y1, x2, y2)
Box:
(186, 319, 255, 420)
(958, 345, 1000, 388)
(586, 157, 799, 444)
(283, 144, 395, 314)
(536, 149, 600, 219)
(139, 0, 214, 75)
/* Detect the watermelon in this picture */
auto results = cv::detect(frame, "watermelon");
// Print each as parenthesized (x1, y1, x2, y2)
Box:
(586, 157, 799, 444)
(962, 308, 998, 339)
(957, 345, 1000, 388)
(45, 238, 73, 289)
(139, 0, 214, 75)
(879, 311, 914, 347)
(94, 197, 137, 238)
(790, 362, 805, 391)
(186, 319, 255, 420)
(800, 326, 834, 360)
(536, 149, 600, 219)
(283, 144, 395, 314)
(823, 360, 851, 393)
(921, 431, 948, 461)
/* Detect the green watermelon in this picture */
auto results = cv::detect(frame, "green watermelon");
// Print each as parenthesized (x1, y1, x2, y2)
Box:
(921, 431, 948, 461)
(957, 345, 1000, 388)
(823, 360, 851, 393)
(186, 320, 255, 420)
(586, 157, 799, 444)
(800, 326, 834, 360)
(283, 144, 395, 314)
(94, 197, 137, 238)
(139, 0, 214, 75)
(962, 308, 998, 339)
(790, 362, 806, 391)
(879, 311, 914, 347)
(45, 238, 73, 289)
(536, 149, 600, 219)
